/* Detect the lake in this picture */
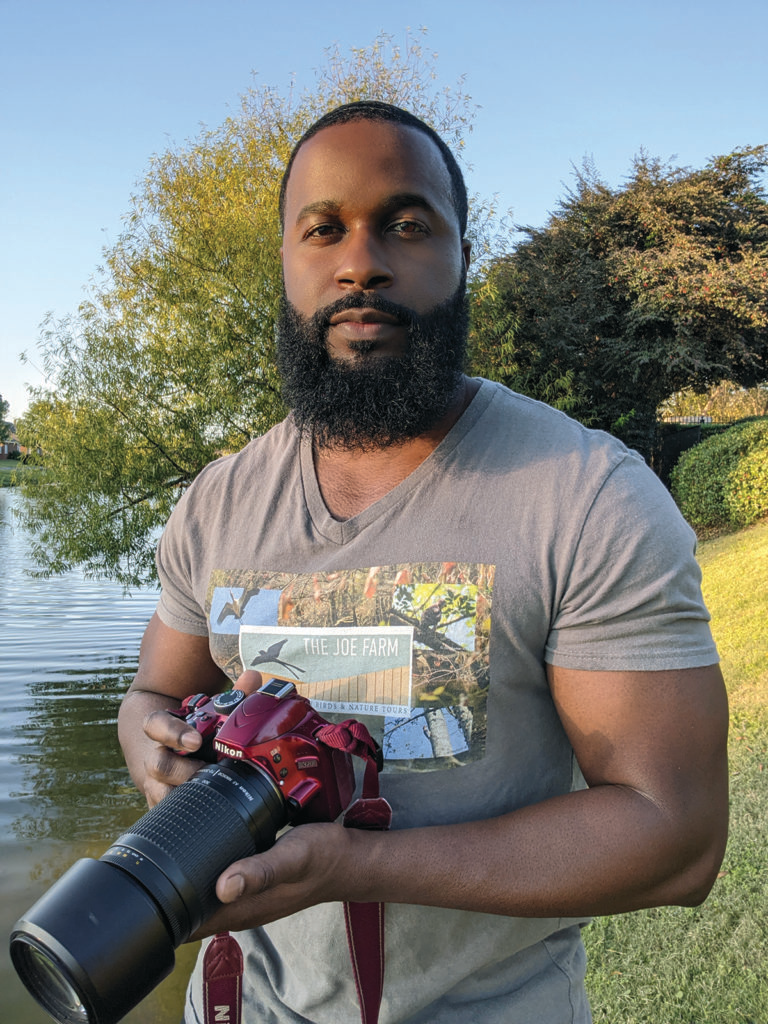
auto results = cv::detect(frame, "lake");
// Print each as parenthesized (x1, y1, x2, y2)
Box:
(0, 487, 199, 1023)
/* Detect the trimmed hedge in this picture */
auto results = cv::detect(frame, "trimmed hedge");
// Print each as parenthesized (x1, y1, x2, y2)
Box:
(670, 419, 768, 529)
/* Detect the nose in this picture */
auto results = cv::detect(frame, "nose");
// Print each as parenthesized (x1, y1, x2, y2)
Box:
(334, 227, 393, 291)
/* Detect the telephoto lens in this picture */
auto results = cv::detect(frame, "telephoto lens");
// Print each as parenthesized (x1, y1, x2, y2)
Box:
(11, 680, 362, 1024)
(10, 757, 286, 1024)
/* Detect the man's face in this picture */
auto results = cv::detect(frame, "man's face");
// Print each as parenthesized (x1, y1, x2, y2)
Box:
(278, 119, 471, 449)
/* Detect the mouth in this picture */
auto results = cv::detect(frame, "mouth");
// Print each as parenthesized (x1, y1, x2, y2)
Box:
(326, 308, 407, 356)
(328, 308, 402, 327)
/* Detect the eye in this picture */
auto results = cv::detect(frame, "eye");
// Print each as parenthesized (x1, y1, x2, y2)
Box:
(303, 222, 343, 241)
(388, 220, 427, 236)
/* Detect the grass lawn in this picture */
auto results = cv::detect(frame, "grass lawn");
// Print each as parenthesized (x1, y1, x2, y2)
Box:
(0, 461, 20, 485)
(585, 520, 768, 1023)
(0, 461, 39, 486)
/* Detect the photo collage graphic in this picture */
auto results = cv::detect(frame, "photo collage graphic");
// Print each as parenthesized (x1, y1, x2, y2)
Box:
(206, 562, 494, 773)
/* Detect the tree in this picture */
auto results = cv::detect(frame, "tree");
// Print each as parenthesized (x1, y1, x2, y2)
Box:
(476, 147, 768, 456)
(0, 394, 10, 443)
(17, 33, 485, 586)
(660, 380, 768, 421)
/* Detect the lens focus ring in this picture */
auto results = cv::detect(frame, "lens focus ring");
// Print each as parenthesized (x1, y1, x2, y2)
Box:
(102, 762, 285, 941)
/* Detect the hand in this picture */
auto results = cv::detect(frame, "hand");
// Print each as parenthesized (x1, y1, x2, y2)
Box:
(140, 707, 206, 807)
(139, 670, 269, 807)
(192, 821, 359, 938)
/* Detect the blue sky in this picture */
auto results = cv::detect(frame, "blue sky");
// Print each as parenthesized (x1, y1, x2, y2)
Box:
(1, 0, 766, 420)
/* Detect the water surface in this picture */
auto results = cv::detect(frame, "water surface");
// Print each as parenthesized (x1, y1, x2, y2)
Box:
(0, 488, 199, 1023)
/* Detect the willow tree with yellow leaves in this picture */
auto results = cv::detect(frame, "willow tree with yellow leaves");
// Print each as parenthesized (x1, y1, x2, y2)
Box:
(18, 34, 482, 586)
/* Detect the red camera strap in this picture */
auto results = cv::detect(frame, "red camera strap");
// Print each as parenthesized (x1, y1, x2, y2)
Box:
(322, 719, 392, 1024)
(202, 720, 390, 1024)
(202, 931, 243, 1024)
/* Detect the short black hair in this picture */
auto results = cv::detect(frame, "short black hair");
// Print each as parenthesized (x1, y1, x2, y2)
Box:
(278, 100, 468, 236)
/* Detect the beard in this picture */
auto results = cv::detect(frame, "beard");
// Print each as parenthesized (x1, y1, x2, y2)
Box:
(276, 279, 469, 451)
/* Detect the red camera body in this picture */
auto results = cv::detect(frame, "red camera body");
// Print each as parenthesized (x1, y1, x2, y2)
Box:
(172, 681, 356, 826)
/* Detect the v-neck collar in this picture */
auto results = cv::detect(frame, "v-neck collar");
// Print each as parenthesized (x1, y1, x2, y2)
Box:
(299, 378, 495, 545)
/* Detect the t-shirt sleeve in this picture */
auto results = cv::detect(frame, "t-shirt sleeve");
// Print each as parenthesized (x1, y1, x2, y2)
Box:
(153, 486, 210, 637)
(544, 452, 719, 671)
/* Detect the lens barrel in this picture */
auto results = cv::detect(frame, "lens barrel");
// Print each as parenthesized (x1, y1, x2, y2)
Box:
(10, 760, 286, 1024)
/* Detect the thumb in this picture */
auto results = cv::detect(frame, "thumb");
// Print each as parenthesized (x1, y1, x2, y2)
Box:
(216, 852, 275, 903)
(215, 827, 318, 904)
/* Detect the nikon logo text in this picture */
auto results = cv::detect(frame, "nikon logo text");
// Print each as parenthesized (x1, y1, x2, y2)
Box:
(214, 742, 243, 758)
(214, 1007, 231, 1022)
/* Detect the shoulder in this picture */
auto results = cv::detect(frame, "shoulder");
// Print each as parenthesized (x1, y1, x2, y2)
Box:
(194, 416, 299, 486)
(177, 416, 300, 511)
(473, 377, 631, 463)
(465, 378, 655, 516)
(158, 416, 301, 551)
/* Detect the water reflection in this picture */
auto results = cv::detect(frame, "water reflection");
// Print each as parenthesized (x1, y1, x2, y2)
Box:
(1, 488, 198, 1023)
(12, 672, 146, 847)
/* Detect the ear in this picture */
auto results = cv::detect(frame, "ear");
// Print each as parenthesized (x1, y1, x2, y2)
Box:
(461, 239, 472, 271)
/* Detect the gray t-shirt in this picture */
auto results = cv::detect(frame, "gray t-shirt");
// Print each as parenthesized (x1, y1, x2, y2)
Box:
(155, 379, 717, 1023)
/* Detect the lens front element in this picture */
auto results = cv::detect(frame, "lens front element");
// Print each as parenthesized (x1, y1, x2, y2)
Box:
(12, 938, 90, 1023)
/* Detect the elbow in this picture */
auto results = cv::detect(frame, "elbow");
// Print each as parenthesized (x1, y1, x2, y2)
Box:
(662, 807, 729, 908)
(675, 840, 728, 907)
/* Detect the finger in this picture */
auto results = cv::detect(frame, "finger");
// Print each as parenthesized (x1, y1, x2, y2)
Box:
(216, 844, 285, 904)
(217, 864, 261, 904)
(234, 669, 265, 695)
(147, 743, 204, 782)
(190, 826, 345, 937)
(143, 779, 173, 809)
(215, 825, 327, 904)
(143, 750, 205, 807)
(143, 708, 202, 752)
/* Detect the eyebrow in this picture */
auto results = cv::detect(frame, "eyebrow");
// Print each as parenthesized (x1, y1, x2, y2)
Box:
(293, 192, 441, 226)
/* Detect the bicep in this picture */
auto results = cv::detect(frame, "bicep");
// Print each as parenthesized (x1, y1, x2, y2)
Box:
(129, 611, 228, 701)
(549, 662, 729, 831)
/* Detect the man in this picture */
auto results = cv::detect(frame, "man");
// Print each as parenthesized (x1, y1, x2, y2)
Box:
(118, 101, 728, 1023)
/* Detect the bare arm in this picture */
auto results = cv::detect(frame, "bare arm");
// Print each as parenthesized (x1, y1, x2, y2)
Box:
(196, 663, 728, 935)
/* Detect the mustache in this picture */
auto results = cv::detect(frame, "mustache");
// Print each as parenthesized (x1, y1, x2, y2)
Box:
(310, 292, 416, 330)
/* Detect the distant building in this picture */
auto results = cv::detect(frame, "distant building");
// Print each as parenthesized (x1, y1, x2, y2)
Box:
(0, 424, 24, 459)
(660, 415, 714, 425)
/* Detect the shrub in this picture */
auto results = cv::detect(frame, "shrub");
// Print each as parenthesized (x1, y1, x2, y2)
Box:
(671, 420, 768, 530)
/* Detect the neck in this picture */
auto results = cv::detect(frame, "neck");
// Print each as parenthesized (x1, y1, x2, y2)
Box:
(312, 376, 479, 521)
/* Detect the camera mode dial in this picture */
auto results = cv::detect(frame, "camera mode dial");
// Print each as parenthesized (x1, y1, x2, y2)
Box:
(212, 689, 247, 715)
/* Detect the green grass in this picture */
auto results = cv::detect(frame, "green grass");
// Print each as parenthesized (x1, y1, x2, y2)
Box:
(0, 460, 40, 486)
(585, 520, 768, 1023)
(0, 461, 20, 485)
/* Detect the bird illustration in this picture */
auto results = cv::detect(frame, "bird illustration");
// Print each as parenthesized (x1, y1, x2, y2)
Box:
(217, 585, 261, 625)
(419, 599, 446, 632)
(248, 638, 305, 678)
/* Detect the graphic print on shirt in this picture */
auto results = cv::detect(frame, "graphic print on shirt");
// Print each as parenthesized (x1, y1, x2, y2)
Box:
(206, 562, 494, 773)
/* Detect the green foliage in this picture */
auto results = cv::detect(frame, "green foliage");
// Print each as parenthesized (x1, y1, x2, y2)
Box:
(660, 379, 768, 421)
(697, 518, 768, 718)
(0, 393, 10, 444)
(466, 266, 591, 417)
(670, 420, 768, 529)
(17, 32, 484, 585)
(478, 147, 768, 456)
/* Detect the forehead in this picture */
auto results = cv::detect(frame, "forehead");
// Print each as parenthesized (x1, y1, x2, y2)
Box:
(283, 119, 457, 226)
